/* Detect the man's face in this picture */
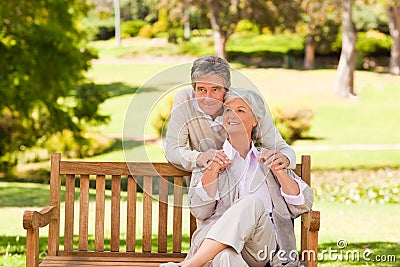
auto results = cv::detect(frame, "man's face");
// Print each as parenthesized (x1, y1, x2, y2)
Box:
(194, 74, 226, 118)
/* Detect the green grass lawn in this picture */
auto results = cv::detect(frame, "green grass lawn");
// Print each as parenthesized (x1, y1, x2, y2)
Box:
(1, 182, 399, 266)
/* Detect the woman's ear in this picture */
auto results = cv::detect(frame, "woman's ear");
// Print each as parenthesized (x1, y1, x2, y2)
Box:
(253, 117, 259, 127)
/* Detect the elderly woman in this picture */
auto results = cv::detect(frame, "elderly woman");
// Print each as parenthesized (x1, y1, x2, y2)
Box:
(164, 56, 296, 172)
(161, 88, 314, 267)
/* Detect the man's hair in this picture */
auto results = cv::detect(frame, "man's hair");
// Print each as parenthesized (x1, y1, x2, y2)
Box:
(191, 56, 231, 89)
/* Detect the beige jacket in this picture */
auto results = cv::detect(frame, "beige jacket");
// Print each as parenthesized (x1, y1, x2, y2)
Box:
(188, 166, 314, 266)
(164, 87, 296, 171)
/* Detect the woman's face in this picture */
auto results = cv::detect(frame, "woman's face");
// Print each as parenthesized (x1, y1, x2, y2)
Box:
(194, 74, 226, 118)
(223, 98, 258, 139)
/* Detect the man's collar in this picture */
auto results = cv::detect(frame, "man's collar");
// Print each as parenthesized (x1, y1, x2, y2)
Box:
(193, 98, 223, 124)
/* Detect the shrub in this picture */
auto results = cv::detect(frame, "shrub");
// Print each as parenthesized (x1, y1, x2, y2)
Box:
(41, 130, 114, 159)
(152, 97, 174, 138)
(357, 30, 392, 56)
(151, 20, 169, 37)
(121, 20, 149, 37)
(235, 20, 260, 34)
(333, 30, 392, 56)
(273, 107, 314, 144)
(138, 24, 153, 38)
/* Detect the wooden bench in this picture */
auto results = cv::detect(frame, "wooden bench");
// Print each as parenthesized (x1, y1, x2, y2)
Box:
(23, 153, 320, 267)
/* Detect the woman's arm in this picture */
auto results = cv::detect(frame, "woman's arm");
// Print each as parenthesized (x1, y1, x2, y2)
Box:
(200, 161, 222, 198)
(274, 169, 314, 218)
(272, 169, 300, 196)
(188, 169, 218, 220)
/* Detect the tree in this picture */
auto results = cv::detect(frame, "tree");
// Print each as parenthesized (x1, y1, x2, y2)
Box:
(0, 0, 108, 170)
(334, 0, 357, 97)
(114, 0, 121, 46)
(159, 0, 192, 42)
(301, 0, 341, 69)
(388, 1, 400, 74)
(198, 0, 301, 59)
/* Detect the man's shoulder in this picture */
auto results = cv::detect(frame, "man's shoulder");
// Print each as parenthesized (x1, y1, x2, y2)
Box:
(174, 87, 194, 101)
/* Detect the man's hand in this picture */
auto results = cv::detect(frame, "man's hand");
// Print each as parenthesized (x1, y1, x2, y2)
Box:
(196, 149, 231, 170)
(258, 149, 289, 171)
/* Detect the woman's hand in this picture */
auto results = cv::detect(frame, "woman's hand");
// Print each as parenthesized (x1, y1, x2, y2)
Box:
(258, 149, 289, 171)
(196, 149, 231, 169)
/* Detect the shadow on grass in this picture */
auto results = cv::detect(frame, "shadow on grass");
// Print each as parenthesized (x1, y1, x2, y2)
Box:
(102, 139, 144, 154)
(0, 182, 102, 207)
(93, 82, 161, 98)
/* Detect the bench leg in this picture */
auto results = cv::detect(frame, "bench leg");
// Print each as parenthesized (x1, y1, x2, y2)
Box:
(305, 230, 318, 267)
(26, 228, 39, 267)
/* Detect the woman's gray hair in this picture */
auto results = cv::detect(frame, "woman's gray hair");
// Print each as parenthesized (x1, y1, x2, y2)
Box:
(191, 56, 231, 89)
(224, 88, 267, 142)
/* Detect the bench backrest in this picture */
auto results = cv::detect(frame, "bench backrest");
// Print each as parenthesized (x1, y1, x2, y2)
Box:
(47, 153, 310, 257)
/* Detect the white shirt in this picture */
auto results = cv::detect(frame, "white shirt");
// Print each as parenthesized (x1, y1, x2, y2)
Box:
(196, 139, 306, 213)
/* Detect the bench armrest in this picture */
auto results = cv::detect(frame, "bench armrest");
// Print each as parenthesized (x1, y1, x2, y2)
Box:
(302, 210, 320, 232)
(23, 205, 57, 230)
(23, 205, 57, 267)
(301, 210, 320, 267)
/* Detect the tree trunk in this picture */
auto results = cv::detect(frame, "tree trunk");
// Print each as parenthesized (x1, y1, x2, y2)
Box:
(183, 1, 191, 41)
(207, 0, 228, 59)
(114, 0, 121, 47)
(388, 3, 400, 75)
(212, 31, 227, 59)
(334, 0, 357, 97)
(304, 34, 317, 69)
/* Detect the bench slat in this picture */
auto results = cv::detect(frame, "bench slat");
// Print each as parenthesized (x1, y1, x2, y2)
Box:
(48, 153, 61, 256)
(41, 254, 187, 266)
(173, 177, 183, 253)
(142, 176, 153, 252)
(64, 174, 75, 252)
(95, 175, 106, 252)
(60, 162, 190, 176)
(57, 251, 187, 258)
(111, 175, 121, 252)
(158, 176, 168, 253)
(126, 175, 137, 252)
(79, 175, 90, 251)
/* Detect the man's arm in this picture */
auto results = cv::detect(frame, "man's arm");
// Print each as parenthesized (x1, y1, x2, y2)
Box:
(258, 112, 296, 169)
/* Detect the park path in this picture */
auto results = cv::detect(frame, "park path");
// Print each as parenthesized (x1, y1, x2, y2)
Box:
(92, 55, 196, 64)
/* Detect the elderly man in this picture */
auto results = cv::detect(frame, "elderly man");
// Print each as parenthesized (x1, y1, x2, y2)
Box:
(164, 56, 295, 171)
